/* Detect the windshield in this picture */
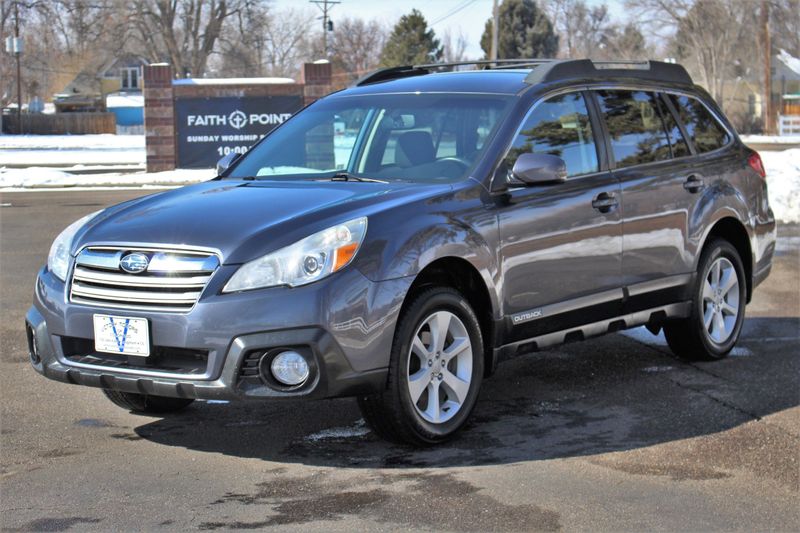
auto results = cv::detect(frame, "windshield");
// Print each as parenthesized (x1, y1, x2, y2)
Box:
(227, 93, 512, 183)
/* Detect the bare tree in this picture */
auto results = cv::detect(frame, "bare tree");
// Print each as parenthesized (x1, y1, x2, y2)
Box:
(216, 0, 269, 76)
(771, 0, 799, 57)
(544, 0, 613, 58)
(441, 28, 469, 62)
(1, 0, 128, 107)
(259, 7, 315, 77)
(329, 16, 386, 79)
(627, 0, 753, 103)
(130, 0, 253, 78)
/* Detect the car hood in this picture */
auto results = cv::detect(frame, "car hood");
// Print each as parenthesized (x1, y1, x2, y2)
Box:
(76, 179, 452, 264)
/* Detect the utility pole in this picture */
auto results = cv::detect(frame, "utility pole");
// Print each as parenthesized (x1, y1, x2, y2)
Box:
(310, 0, 340, 57)
(761, 0, 773, 134)
(490, 0, 499, 61)
(14, 0, 23, 134)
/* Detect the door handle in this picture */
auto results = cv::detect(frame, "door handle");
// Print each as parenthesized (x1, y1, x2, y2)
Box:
(683, 174, 705, 193)
(592, 192, 618, 213)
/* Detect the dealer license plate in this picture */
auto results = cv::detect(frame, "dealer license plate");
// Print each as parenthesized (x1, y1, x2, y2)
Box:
(93, 314, 150, 357)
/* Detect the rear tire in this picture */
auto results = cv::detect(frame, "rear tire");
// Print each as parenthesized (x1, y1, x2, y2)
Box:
(358, 287, 484, 446)
(664, 239, 746, 361)
(102, 389, 194, 414)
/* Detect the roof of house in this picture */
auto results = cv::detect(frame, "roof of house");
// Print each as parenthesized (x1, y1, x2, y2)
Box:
(776, 49, 800, 80)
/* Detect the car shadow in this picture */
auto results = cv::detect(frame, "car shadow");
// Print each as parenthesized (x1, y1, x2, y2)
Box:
(131, 316, 799, 468)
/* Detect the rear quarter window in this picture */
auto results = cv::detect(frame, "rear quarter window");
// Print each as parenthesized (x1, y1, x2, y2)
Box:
(668, 94, 731, 153)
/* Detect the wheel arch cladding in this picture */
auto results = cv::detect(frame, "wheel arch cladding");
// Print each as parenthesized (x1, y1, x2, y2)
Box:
(701, 216, 753, 302)
(401, 257, 497, 378)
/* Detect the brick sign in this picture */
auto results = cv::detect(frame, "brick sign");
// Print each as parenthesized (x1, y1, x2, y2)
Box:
(174, 95, 303, 168)
(143, 63, 333, 172)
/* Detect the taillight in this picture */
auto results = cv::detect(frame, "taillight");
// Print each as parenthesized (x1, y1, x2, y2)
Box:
(748, 151, 766, 179)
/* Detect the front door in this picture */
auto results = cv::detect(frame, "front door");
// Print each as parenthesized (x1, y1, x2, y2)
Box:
(496, 91, 623, 343)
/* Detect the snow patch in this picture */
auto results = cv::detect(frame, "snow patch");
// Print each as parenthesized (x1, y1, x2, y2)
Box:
(762, 148, 800, 224)
(741, 134, 800, 144)
(173, 77, 295, 86)
(106, 94, 144, 108)
(0, 167, 214, 189)
(303, 419, 370, 442)
(0, 134, 144, 150)
(728, 347, 754, 357)
(641, 366, 675, 373)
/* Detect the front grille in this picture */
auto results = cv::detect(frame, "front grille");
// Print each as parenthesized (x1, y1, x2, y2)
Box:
(69, 246, 219, 312)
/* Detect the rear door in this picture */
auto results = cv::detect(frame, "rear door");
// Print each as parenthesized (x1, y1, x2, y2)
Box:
(495, 91, 623, 342)
(592, 89, 697, 311)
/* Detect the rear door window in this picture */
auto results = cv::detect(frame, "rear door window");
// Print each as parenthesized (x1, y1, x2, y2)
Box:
(667, 94, 731, 153)
(506, 92, 599, 178)
(596, 90, 672, 167)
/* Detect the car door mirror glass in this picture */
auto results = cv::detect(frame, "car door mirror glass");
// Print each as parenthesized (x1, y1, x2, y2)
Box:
(510, 153, 567, 185)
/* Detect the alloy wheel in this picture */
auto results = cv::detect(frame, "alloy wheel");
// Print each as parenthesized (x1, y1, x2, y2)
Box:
(406, 310, 473, 424)
(702, 257, 740, 344)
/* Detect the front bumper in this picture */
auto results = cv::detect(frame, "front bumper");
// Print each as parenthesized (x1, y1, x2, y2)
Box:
(27, 265, 412, 400)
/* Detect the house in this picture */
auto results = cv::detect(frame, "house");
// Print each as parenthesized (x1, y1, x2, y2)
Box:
(54, 56, 145, 106)
(773, 49, 800, 135)
(716, 49, 800, 134)
(53, 55, 147, 131)
(773, 49, 800, 97)
(100, 55, 148, 95)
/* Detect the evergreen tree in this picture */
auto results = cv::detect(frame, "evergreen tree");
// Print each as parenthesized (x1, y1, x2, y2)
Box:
(380, 9, 443, 67)
(480, 0, 559, 59)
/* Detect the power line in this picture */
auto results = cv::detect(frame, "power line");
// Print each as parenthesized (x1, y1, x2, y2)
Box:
(430, 0, 480, 26)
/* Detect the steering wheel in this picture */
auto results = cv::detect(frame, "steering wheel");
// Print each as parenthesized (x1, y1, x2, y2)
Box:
(435, 157, 470, 172)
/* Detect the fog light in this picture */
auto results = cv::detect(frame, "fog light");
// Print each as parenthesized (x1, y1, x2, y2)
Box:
(269, 351, 309, 386)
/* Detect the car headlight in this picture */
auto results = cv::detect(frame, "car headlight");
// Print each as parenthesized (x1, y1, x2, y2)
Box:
(47, 210, 102, 281)
(223, 217, 367, 292)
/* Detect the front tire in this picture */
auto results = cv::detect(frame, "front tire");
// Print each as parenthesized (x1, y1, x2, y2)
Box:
(664, 239, 746, 361)
(358, 287, 484, 446)
(102, 389, 195, 414)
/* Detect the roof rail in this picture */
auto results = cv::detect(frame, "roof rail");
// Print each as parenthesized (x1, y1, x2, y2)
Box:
(416, 58, 557, 70)
(354, 58, 693, 88)
(524, 59, 693, 85)
(355, 58, 557, 86)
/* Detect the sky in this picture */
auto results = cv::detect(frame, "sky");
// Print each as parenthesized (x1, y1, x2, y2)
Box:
(273, 0, 629, 59)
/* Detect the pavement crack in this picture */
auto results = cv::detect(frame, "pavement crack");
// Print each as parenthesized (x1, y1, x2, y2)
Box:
(664, 375, 763, 422)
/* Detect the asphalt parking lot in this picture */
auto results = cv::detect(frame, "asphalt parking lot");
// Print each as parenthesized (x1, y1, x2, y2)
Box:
(1, 189, 798, 532)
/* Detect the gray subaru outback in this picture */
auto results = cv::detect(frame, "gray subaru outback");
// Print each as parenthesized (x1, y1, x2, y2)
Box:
(27, 59, 776, 445)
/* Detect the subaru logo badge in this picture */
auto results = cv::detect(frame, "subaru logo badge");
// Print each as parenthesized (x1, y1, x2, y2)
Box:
(119, 253, 149, 274)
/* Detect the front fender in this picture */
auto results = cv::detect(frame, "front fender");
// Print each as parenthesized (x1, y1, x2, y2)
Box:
(356, 211, 501, 317)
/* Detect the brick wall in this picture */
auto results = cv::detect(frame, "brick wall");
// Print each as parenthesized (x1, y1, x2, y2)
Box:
(143, 64, 176, 172)
(142, 62, 333, 172)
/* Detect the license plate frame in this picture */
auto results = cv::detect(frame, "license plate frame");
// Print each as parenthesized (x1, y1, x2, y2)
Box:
(93, 314, 150, 357)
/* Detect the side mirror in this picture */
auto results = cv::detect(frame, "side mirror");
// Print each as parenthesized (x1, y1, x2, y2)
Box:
(216, 152, 240, 175)
(510, 153, 567, 185)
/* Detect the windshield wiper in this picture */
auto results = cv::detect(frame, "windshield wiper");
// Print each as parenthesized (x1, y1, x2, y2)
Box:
(327, 172, 388, 184)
